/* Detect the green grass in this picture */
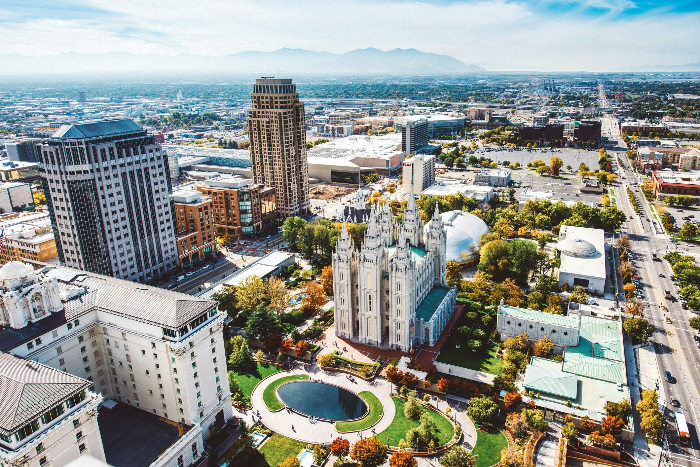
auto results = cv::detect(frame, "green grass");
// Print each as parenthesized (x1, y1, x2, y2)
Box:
(376, 397, 454, 447)
(472, 428, 508, 467)
(436, 313, 503, 375)
(262, 374, 309, 411)
(251, 433, 306, 467)
(230, 362, 285, 399)
(336, 391, 383, 432)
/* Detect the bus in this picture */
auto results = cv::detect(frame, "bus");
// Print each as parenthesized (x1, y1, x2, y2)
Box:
(675, 411, 691, 445)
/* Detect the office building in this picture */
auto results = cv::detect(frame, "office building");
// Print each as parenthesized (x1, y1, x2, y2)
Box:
(474, 168, 512, 187)
(402, 119, 429, 154)
(573, 120, 601, 147)
(402, 154, 436, 195)
(0, 214, 58, 267)
(533, 114, 549, 127)
(248, 78, 309, 216)
(652, 169, 700, 198)
(0, 182, 34, 213)
(171, 189, 217, 269)
(5, 139, 40, 163)
(38, 120, 178, 283)
(394, 115, 465, 138)
(0, 161, 40, 182)
(333, 201, 456, 351)
(196, 176, 276, 240)
(0, 352, 105, 467)
(0, 260, 231, 466)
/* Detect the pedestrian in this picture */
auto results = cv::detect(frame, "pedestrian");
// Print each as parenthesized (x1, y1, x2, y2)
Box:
(292, 425, 295, 432)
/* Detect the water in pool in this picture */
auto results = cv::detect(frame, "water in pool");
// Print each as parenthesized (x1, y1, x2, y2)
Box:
(277, 381, 367, 421)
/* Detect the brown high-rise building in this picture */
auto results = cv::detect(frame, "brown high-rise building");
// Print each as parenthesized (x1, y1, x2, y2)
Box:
(248, 78, 309, 217)
(171, 189, 217, 268)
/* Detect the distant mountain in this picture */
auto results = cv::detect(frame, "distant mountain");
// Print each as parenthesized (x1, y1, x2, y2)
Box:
(0, 48, 485, 77)
(622, 61, 700, 72)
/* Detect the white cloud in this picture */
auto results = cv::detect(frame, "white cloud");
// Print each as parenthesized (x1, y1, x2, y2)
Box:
(0, 0, 698, 71)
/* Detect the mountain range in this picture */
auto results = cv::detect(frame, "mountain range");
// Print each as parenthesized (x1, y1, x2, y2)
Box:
(0, 48, 485, 77)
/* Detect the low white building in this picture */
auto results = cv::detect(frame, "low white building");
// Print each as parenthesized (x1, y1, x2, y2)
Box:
(556, 226, 606, 293)
(474, 168, 511, 187)
(422, 183, 494, 204)
(497, 304, 580, 347)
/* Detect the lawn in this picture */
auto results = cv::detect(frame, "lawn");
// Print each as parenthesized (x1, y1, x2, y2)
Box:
(251, 433, 306, 467)
(436, 313, 503, 375)
(376, 397, 454, 447)
(262, 374, 309, 411)
(472, 428, 508, 467)
(336, 391, 383, 432)
(230, 362, 285, 398)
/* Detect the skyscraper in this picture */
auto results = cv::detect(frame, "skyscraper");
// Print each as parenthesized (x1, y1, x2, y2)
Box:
(248, 78, 309, 217)
(38, 120, 178, 282)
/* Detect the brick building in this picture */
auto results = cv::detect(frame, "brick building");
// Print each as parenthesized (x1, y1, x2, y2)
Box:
(515, 124, 564, 145)
(652, 170, 700, 198)
(196, 177, 276, 241)
(171, 189, 217, 268)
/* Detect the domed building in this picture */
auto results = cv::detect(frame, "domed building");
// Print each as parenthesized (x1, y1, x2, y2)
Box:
(0, 261, 63, 329)
(424, 210, 489, 267)
(556, 225, 606, 293)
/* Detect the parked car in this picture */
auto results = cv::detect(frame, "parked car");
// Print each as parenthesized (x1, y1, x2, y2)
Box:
(671, 396, 680, 407)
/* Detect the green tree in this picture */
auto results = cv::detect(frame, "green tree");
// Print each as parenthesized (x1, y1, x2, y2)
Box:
(550, 157, 563, 176)
(212, 288, 238, 320)
(623, 317, 653, 345)
(266, 276, 289, 315)
(234, 275, 266, 313)
(282, 216, 307, 250)
(439, 445, 476, 467)
(455, 157, 466, 169)
(561, 422, 578, 443)
(679, 221, 697, 241)
(446, 259, 462, 287)
(569, 286, 589, 304)
(689, 317, 700, 331)
(605, 399, 632, 420)
(244, 306, 283, 340)
(227, 336, 255, 372)
(404, 393, 421, 420)
(467, 395, 498, 425)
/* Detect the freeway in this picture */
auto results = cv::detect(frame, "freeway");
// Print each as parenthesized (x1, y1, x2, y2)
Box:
(604, 115, 700, 466)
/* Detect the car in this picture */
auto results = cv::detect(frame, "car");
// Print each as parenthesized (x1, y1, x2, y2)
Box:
(665, 371, 674, 383)
(694, 335, 699, 343)
(671, 396, 680, 407)
(690, 214, 695, 218)
(185, 271, 196, 277)
(202, 265, 212, 270)
(659, 273, 665, 277)
(678, 209, 684, 212)
(629, 215, 634, 219)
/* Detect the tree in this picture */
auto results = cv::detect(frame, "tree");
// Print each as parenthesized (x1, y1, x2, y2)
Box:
(601, 416, 625, 436)
(320, 265, 333, 295)
(639, 411, 663, 440)
(523, 408, 548, 432)
(32, 192, 46, 206)
(228, 371, 240, 395)
(446, 260, 462, 287)
(679, 221, 697, 241)
(295, 340, 310, 356)
(569, 286, 589, 304)
(550, 157, 563, 176)
(228, 336, 255, 372)
(278, 454, 300, 467)
(615, 235, 631, 250)
(499, 445, 523, 467)
(281, 216, 307, 250)
(543, 294, 565, 315)
(235, 275, 266, 313)
(561, 422, 578, 443)
(300, 281, 326, 313)
(504, 392, 522, 410)
(689, 316, 700, 331)
(350, 437, 388, 467)
(536, 165, 550, 175)
(437, 377, 450, 392)
(266, 276, 289, 315)
(212, 288, 238, 320)
(280, 339, 294, 352)
(622, 300, 643, 317)
(623, 317, 653, 345)
(588, 431, 617, 448)
(532, 336, 554, 357)
(244, 306, 283, 340)
(331, 437, 350, 458)
(605, 399, 632, 420)
(402, 371, 419, 388)
(385, 365, 403, 384)
(404, 393, 421, 419)
(390, 451, 417, 467)
(439, 445, 476, 467)
(467, 395, 498, 425)
(264, 334, 283, 350)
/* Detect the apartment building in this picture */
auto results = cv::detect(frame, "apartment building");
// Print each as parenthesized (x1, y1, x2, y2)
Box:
(248, 78, 309, 217)
(5, 139, 40, 163)
(0, 260, 231, 466)
(171, 189, 216, 268)
(402, 119, 429, 155)
(0, 215, 57, 267)
(0, 353, 105, 467)
(402, 154, 436, 196)
(38, 120, 178, 283)
(196, 176, 276, 241)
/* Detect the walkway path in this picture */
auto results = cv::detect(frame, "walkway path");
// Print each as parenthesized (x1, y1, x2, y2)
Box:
(433, 362, 496, 384)
(535, 424, 560, 467)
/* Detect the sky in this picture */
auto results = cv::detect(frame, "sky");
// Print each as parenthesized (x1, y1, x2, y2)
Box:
(0, 0, 699, 72)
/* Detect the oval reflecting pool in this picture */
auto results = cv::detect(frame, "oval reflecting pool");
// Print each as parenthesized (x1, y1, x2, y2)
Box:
(277, 381, 367, 421)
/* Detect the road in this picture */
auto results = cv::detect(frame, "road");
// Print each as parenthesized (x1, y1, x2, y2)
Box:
(604, 113, 700, 466)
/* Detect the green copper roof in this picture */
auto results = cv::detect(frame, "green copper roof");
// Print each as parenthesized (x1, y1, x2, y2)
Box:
(387, 245, 428, 264)
(562, 316, 624, 384)
(523, 358, 579, 399)
(416, 286, 451, 322)
(498, 305, 579, 328)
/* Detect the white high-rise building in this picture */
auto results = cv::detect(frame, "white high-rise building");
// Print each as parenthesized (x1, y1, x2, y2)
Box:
(402, 154, 436, 196)
(0, 261, 231, 467)
(332, 195, 455, 351)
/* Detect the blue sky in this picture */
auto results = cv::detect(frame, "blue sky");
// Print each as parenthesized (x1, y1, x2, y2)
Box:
(0, 0, 698, 71)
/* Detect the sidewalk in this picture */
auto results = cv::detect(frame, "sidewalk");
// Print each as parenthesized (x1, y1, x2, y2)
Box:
(433, 362, 496, 385)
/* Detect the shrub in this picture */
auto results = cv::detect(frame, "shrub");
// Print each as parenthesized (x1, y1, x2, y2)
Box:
(389, 451, 417, 467)
(402, 371, 419, 388)
(264, 333, 283, 350)
(481, 315, 493, 325)
(350, 437, 388, 467)
(437, 377, 450, 392)
(331, 437, 350, 458)
(255, 349, 265, 361)
(317, 353, 336, 367)
(295, 340, 310, 356)
(473, 329, 486, 339)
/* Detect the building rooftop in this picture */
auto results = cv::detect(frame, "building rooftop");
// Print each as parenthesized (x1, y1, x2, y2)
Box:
(653, 169, 700, 186)
(562, 315, 624, 384)
(0, 352, 89, 436)
(51, 119, 143, 140)
(499, 304, 579, 328)
(387, 245, 428, 265)
(557, 226, 606, 281)
(523, 358, 578, 399)
(416, 286, 451, 322)
(308, 134, 402, 161)
(98, 403, 192, 467)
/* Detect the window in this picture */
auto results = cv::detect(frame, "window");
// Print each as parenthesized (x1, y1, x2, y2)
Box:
(141, 350, 146, 355)
(78, 336, 84, 343)
(36, 443, 44, 454)
(192, 443, 198, 458)
(39, 457, 47, 466)
(27, 342, 34, 350)
(73, 419, 80, 428)
(178, 456, 184, 467)
(78, 444, 86, 454)
(76, 431, 83, 441)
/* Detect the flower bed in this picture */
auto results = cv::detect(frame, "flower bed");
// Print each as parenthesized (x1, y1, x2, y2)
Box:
(320, 351, 382, 379)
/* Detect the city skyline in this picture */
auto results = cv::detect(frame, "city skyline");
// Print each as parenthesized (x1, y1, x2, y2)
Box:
(0, 0, 699, 72)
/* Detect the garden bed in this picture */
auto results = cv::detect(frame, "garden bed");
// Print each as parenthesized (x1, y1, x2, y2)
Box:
(336, 391, 384, 432)
(250, 433, 307, 467)
(262, 374, 310, 411)
(435, 309, 503, 375)
(376, 397, 454, 448)
(327, 351, 382, 378)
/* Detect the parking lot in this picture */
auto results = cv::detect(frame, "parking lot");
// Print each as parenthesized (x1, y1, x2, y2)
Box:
(658, 203, 700, 233)
(470, 146, 601, 170)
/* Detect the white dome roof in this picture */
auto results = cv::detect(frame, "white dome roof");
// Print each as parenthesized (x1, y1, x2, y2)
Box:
(0, 261, 35, 281)
(557, 237, 598, 258)
(426, 210, 489, 263)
